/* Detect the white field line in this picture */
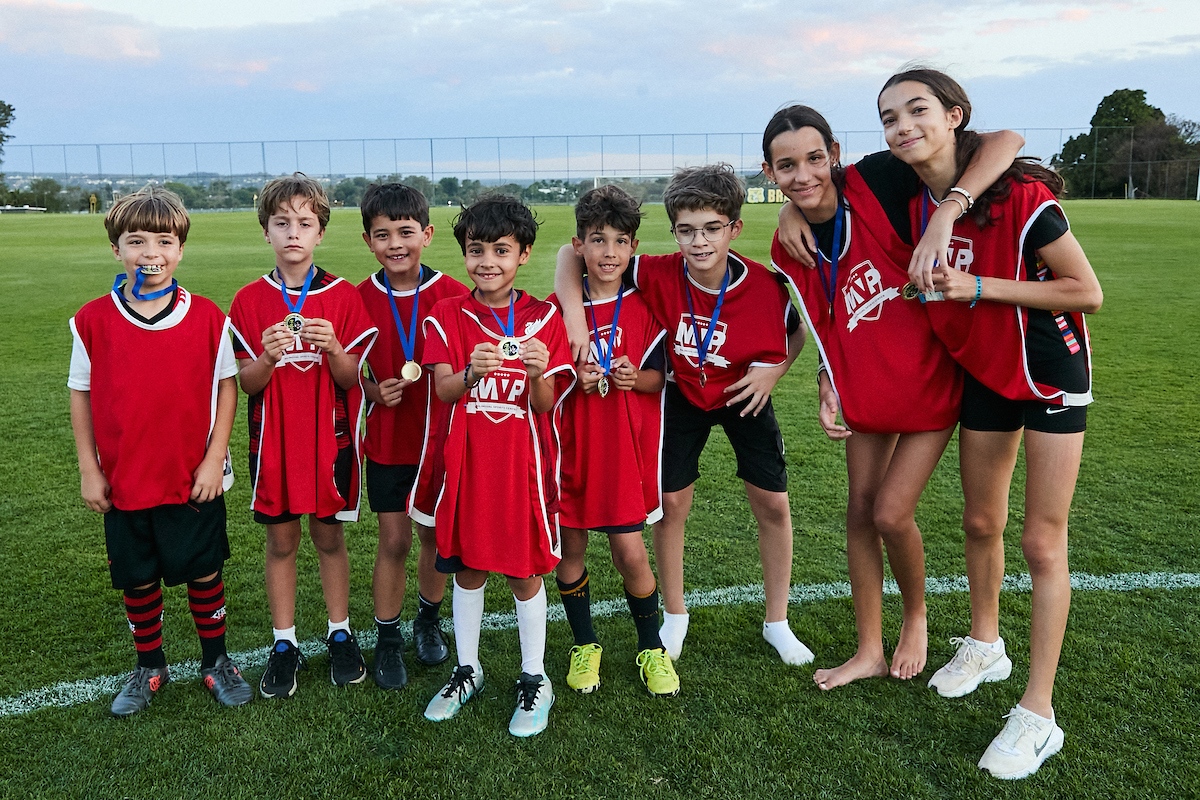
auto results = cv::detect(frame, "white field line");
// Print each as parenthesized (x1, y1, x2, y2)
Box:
(3, 570, 1198, 718)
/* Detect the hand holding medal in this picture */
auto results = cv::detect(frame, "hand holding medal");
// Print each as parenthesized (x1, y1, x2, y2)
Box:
(609, 355, 637, 391)
(520, 338, 550, 379)
(279, 265, 316, 350)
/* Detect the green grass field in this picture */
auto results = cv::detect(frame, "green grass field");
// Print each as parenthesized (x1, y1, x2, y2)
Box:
(0, 200, 1197, 799)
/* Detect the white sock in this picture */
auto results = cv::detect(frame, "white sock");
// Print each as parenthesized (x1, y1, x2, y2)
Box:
(1016, 703, 1055, 725)
(452, 577, 486, 675)
(763, 620, 815, 666)
(272, 626, 298, 647)
(514, 582, 548, 677)
(327, 617, 351, 637)
(976, 636, 1005, 653)
(660, 611, 690, 661)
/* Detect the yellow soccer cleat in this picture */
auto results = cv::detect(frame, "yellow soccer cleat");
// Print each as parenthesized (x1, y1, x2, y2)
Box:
(636, 647, 680, 697)
(566, 643, 603, 694)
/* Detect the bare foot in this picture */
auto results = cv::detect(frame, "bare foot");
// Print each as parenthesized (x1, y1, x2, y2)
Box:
(813, 650, 889, 691)
(890, 614, 928, 680)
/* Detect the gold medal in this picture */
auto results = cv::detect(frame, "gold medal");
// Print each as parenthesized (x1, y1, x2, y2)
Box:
(498, 338, 521, 360)
(283, 312, 305, 333)
(901, 282, 920, 301)
(401, 361, 422, 381)
(597, 375, 610, 397)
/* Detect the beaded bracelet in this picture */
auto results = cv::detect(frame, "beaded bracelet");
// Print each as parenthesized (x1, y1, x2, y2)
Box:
(969, 275, 982, 308)
(463, 365, 473, 387)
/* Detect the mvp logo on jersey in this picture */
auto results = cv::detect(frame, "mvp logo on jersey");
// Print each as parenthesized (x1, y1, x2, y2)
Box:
(466, 366, 528, 423)
(673, 315, 730, 369)
(843, 259, 900, 332)
(587, 324, 625, 364)
(946, 235, 974, 272)
(278, 339, 324, 372)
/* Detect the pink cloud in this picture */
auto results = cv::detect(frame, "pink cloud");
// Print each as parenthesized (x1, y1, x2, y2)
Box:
(0, 0, 161, 60)
(1058, 8, 1091, 22)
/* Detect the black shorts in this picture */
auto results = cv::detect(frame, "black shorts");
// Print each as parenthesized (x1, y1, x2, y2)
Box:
(253, 446, 353, 525)
(661, 382, 788, 494)
(104, 497, 230, 590)
(960, 371, 1088, 434)
(365, 461, 419, 514)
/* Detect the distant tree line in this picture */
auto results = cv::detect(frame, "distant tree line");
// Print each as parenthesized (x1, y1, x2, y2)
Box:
(1053, 89, 1200, 199)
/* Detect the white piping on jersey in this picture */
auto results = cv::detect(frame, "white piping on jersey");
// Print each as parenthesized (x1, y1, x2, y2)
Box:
(262, 271, 345, 295)
(106, 284, 193, 331)
(682, 252, 751, 295)
(1015, 198, 1093, 406)
(370, 268, 446, 297)
(460, 298, 558, 342)
(772, 261, 842, 413)
(639, 328, 669, 370)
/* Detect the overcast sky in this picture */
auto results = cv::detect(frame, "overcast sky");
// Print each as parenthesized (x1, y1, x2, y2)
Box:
(2, 0, 1199, 164)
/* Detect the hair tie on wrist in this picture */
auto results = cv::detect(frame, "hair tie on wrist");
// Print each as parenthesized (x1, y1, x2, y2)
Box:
(969, 275, 982, 308)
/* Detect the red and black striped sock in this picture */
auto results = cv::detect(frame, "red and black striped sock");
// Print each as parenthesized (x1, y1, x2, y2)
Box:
(187, 574, 227, 670)
(124, 583, 166, 669)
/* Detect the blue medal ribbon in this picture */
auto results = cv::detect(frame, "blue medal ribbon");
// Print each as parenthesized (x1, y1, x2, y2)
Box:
(485, 289, 517, 337)
(814, 198, 844, 316)
(583, 277, 623, 376)
(916, 189, 945, 304)
(682, 264, 730, 380)
(112, 270, 177, 301)
(381, 267, 422, 365)
(279, 265, 316, 315)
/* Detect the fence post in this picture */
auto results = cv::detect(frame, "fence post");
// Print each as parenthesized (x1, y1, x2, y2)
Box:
(1090, 129, 1098, 199)
(97, 144, 103, 179)
(429, 138, 435, 181)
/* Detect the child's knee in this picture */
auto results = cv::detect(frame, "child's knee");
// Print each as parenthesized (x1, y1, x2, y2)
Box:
(609, 535, 650, 578)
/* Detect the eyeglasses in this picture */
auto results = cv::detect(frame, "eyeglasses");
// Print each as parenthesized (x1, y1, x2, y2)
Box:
(671, 220, 735, 245)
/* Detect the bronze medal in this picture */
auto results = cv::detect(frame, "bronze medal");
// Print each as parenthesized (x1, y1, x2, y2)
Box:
(597, 375, 610, 398)
(499, 338, 521, 360)
(698, 367, 707, 388)
(401, 361, 422, 381)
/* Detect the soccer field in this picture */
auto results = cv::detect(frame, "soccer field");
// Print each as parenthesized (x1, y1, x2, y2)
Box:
(0, 200, 1197, 799)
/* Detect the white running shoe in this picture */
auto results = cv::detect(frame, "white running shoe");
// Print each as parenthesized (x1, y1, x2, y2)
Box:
(508, 673, 554, 737)
(978, 705, 1065, 780)
(928, 636, 1012, 698)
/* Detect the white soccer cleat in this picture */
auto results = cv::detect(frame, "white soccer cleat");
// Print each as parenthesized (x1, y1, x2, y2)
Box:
(928, 636, 1012, 698)
(978, 705, 1065, 780)
(424, 664, 483, 722)
(508, 673, 554, 737)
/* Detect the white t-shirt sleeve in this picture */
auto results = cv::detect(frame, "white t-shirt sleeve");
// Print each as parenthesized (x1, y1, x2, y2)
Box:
(218, 321, 238, 379)
(67, 317, 92, 391)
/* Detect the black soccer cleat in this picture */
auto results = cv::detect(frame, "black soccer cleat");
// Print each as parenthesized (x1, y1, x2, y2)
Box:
(412, 615, 450, 666)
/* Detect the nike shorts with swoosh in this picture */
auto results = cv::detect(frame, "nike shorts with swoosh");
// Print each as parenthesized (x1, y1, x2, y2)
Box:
(960, 368, 1087, 434)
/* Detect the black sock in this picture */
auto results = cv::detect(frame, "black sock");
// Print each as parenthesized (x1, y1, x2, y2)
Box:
(124, 583, 167, 669)
(557, 570, 598, 646)
(375, 614, 403, 644)
(187, 573, 227, 670)
(417, 594, 441, 623)
(625, 584, 663, 652)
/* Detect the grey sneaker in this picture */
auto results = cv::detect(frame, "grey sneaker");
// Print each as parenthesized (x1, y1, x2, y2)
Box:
(201, 655, 253, 707)
(928, 636, 1013, 698)
(111, 665, 170, 716)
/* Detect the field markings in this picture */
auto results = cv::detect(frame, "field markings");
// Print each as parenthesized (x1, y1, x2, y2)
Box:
(3, 570, 1198, 718)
